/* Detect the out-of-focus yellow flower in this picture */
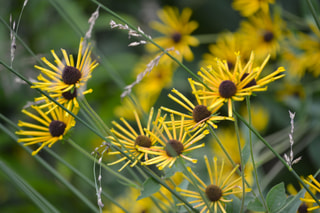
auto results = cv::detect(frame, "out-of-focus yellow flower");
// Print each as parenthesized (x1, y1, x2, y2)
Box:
(146, 6, 199, 61)
(232, 0, 275, 17)
(238, 12, 285, 61)
(283, 24, 320, 78)
(202, 32, 249, 69)
(114, 56, 175, 120)
(240, 103, 269, 133)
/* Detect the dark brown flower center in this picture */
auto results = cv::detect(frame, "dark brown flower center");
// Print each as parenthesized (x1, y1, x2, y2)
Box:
(62, 66, 81, 84)
(205, 184, 223, 202)
(298, 203, 308, 213)
(172, 32, 182, 43)
(219, 80, 237, 98)
(165, 139, 184, 157)
(192, 105, 211, 123)
(49, 120, 66, 137)
(135, 135, 152, 148)
(62, 87, 77, 100)
(240, 73, 257, 89)
(263, 30, 274, 43)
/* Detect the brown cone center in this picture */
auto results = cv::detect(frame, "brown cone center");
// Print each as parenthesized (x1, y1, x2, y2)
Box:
(165, 139, 184, 157)
(62, 66, 81, 84)
(205, 184, 223, 202)
(49, 120, 66, 137)
(219, 80, 237, 98)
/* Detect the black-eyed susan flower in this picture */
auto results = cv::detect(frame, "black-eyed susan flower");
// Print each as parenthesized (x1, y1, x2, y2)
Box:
(161, 79, 233, 131)
(138, 114, 209, 170)
(177, 156, 250, 213)
(32, 38, 98, 105)
(300, 175, 320, 212)
(232, 0, 275, 17)
(192, 52, 285, 117)
(287, 179, 316, 213)
(238, 12, 285, 61)
(146, 6, 199, 61)
(107, 108, 163, 172)
(16, 104, 78, 155)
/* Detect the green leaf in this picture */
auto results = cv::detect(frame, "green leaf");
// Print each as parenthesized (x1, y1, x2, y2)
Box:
(137, 177, 161, 200)
(278, 189, 305, 213)
(241, 141, 251, 165)
(247, 197, 266, 212)
(225, 195, 241, 213)
(266, 182, 287, 213)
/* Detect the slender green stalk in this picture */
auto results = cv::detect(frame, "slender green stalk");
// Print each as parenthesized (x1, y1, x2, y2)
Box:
(0, 160, 59, 213)
(67, 139, 138, 188)
(245, 97, 268, 212)
(176, 157, 211, 213)
(306, 0, 320, 30)
(232, 102, 245, 213)
(0, 16, 43, 66)
(235, 111, 320, 208)
(46, 148, 127, 212)
(90, 0, 212, 92)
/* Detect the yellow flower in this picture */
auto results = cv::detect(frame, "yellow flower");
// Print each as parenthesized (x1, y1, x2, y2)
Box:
(146, 6, 199, 61)
(15, 103, 78, 155)
(107, 108, 162, 172)
(211, 128, 254, 185)
(192, 52, 285, 117)
(138, 114, 209, 170)
(202, 32, 249, 69)
(284, 24, 320, 78)
(161, 81, 233, 131)
(32, 38, 98, 107)
(103, 188, 157, 213)
(232, 0, 275, 17)
(240, 103, 269, 133)
(300, 175, 320, 212)
(177, 156, 250, 213)
(287, 180, 316, 213)
(238, 12, 285, 61)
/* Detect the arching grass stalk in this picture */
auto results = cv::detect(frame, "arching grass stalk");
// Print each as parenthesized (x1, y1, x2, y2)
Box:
(232, 102, 246, 213)
(234, 111, 320, 208)
(245, 97, 269, 213)
(90, 0, 212, 92)
(306, 0, 320, 30)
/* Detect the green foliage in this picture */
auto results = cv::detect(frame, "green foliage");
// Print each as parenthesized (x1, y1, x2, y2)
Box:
(137, 177, 161, 200)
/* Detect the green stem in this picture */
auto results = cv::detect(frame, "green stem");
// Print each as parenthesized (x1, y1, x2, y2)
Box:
(245, 97, 268, 212)
(67, 139, 139, 188)
(234, 111, 320, 208)
(232, 102, 245, 213)
(306, 0, 320, 30)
